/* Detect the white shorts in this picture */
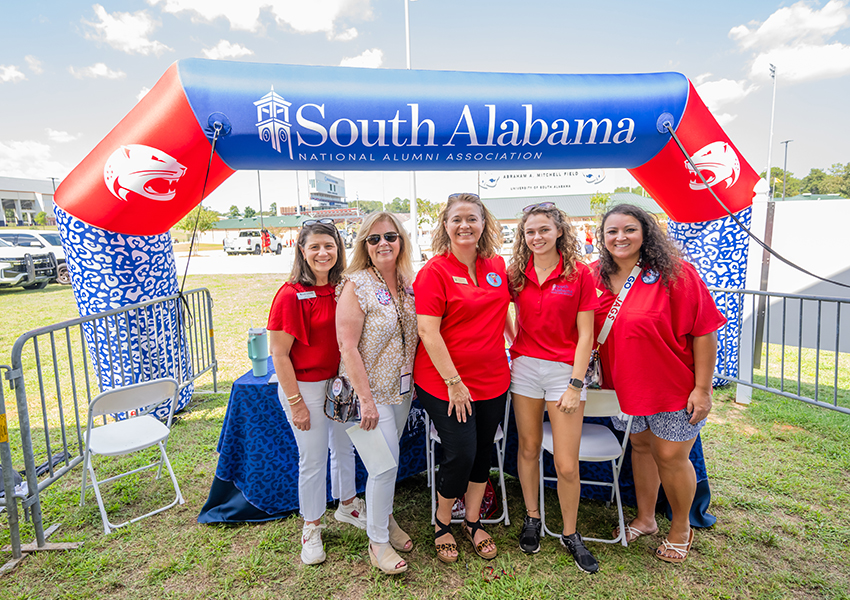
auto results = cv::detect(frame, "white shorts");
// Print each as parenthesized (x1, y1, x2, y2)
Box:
(510, 355, 587, 403)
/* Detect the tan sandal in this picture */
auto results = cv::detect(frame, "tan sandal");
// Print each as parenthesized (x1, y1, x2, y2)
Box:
(369, 542, 408, 574)
(388, 515, 413, 553)
(656, 528, 694, 564)
(613, 521, 658, 543)
(463, 519, 497, 560)
(434, 517, 458, 564)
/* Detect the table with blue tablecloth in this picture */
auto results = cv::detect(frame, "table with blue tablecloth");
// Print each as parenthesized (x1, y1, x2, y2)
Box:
(199, 357, 714, 527)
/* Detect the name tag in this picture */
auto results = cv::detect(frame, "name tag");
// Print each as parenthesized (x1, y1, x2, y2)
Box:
(400, 372, 411, 395)
(297, 291, 317, 300)
(452, 276, 468, 285)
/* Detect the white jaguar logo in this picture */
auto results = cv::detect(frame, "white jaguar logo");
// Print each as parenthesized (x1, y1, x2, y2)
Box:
(686, 141, 740, 191)
(103, 144, 187, 202)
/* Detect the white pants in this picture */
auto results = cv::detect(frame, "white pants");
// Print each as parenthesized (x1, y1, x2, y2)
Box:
(279, 380, 357, 523)
(366, 396, 411, 544)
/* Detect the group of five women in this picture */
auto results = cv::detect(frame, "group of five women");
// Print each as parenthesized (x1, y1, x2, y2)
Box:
(267, 194, 725, 575)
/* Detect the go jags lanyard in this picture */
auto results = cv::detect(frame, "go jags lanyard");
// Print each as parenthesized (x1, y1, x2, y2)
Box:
(371, 267, 407, 354)
(596, 261, 643, 346)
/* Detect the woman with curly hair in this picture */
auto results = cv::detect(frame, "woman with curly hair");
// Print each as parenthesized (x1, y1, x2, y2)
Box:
(414, 192, 512, 563)
(592, 204, 725, 564)
(507, 203, 599, 572)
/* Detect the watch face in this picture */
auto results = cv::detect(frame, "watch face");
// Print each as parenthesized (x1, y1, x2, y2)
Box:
(570, 378, 583, 388)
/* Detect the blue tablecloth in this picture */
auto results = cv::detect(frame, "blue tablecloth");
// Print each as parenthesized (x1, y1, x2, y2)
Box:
(198, 357, 428, 523)
(199, 357, 714, 526)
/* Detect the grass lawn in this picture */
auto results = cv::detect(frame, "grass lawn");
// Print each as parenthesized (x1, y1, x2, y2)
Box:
(0, 275, 849, 599)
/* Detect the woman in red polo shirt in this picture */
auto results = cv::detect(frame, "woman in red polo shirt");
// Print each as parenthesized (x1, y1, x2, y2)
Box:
(592, 204, 725, 564)
(415, 192, 512, 563)
(507, 203, 599, 573)
(268, 219, 365, 566)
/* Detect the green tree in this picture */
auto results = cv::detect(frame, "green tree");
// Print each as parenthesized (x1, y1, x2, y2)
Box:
(33, 211, 47, 226)
(589, 192, 612, 215)
(357, 200, 384, 214)
(386, 197, 409, 213)
(243, 206, 257, 218)
(174, 205, 220, 250)
(416, 197, 442, 228)
(828, 162, 850, 197)
(228, 205, 241, 218)
(268, 202, 277, 216)
(760, 167, 801, 198)
(613, 186, 645, 195)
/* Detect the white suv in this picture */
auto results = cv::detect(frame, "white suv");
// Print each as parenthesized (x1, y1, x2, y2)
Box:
(0, 238, 57, 290)
(0, 229, 69, 285)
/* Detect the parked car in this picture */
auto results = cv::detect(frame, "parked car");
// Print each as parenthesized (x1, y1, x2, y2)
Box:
(223, 230, 283, 255)
(0, 238, 57, 290)
(0, 229, 70, 285)
(501, 224, 515, 244)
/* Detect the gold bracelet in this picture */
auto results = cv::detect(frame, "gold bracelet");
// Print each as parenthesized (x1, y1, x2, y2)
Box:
(288, 393, 303, 406)
(443, 375, 461, 386)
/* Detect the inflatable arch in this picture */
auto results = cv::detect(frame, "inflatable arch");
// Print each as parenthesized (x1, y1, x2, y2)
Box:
(55, 59, 760, 407)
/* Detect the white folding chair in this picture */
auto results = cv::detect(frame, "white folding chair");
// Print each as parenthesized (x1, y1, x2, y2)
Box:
(80, 378, 185, 535)
(538, 389, 633, 546)
(425, 392, 511, 526)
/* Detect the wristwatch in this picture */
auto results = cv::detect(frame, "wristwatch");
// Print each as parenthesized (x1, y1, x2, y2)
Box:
(568, 378, 583, 390)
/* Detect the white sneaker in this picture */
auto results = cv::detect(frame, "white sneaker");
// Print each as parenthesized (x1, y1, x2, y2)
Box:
(300, 523, 327, 565)
(334, 497, 367, 529)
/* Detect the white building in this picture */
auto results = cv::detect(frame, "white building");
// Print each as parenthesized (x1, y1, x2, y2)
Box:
(0, 176, 60, 226)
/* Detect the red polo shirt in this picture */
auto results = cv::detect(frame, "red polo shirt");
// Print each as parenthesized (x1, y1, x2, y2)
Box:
(592, 260, 726, 415)
(267, 282, 340, 382)
(511, 257, 598, 364)
(413, 252, 511, 401)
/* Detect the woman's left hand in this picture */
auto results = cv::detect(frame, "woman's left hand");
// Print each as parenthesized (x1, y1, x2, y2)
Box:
(686, 387, 712, 424)
(556, 387, 581, 414)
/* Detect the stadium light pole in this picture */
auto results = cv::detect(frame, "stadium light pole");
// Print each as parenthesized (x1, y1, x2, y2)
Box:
(781, 140, 793, 200)
(405, 0, 419, 257)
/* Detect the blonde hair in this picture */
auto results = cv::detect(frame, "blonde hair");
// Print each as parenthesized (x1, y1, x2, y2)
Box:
(508, 205, 580, 293)
(431, 193, 502, 258)
(345, 212, 414, 284)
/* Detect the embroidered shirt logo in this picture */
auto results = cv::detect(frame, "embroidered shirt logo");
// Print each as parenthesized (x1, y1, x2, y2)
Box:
(550, 283, 575, 296)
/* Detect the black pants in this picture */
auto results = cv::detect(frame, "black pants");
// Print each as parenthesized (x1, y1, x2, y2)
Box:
(417, 384, 508, 500)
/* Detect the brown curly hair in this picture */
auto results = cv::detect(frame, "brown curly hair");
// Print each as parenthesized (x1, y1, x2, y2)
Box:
(595, 204, 680, 291)
(431, 193, 502, 258)
(508, 205, 580, 294)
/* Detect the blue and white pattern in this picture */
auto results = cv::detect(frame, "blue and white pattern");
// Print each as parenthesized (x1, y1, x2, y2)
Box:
(55, 206, 193, 419)
(667, 206, 752, 383)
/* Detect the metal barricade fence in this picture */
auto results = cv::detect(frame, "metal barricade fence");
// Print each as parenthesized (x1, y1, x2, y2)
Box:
(0, 288, 217, 564)
(711, 287, 850, 415)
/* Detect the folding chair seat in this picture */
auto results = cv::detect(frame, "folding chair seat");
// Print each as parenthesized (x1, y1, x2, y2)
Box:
(424, 393, 511, 526)
(538, 389, 633, 546)
(80, 378, 184, 534)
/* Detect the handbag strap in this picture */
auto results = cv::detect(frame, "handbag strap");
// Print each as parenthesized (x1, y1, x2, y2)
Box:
(596, 261, 643, 346)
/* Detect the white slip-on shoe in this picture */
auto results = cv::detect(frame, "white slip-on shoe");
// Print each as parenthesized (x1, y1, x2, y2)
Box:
(301, 523, 327, 565)
(334, 497, 367, 529)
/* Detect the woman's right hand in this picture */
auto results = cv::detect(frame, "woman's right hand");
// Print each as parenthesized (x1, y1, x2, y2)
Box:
(447, 381, 473, 423)
(290, 401, 311, 431)
(359, 399, 379, 431)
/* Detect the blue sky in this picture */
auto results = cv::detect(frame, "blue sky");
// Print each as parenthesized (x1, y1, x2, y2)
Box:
(2, 0, 849, 212)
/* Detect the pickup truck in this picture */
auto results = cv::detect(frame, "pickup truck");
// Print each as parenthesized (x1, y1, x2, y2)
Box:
(223, 230, 283, 255)
(0, 229, 70, 285)
(0, 238, 57, 290)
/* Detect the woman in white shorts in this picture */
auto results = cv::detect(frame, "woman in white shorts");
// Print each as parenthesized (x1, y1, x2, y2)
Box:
(507, 203, 600, 573)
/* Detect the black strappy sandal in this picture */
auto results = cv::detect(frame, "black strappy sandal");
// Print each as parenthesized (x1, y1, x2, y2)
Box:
(463, 519, 498, 560)
(434, 517, 458, 564)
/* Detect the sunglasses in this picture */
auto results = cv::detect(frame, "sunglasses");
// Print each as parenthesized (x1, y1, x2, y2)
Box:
(448, 192, 480, 200)
(302, 218, 335, 227)
(522, 202, 555, 212)
(365, 232, 400, 245)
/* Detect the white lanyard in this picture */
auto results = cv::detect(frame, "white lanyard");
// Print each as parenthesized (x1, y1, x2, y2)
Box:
(597, 262, 643, 346)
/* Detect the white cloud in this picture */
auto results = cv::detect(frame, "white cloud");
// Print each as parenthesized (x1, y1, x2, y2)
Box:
(202, 40, 254, 60)
(339, 48, 383, 68)
(695, 78, 759, 112)
(68, 63, 126, 80)
(137, 87, 151, 101)
(713, 113, 738, 127)
(0, 140, 70, 179)
(46, 129, 79, 143)
(83, 4, 172, 56)
(333, 27, 358, 41)
(147, 0, 372, 35)
(730, 0, 849, 50)
(25, 55, 43, 74)
(0, 65, 26, 83)
(730, 1, 850, 83)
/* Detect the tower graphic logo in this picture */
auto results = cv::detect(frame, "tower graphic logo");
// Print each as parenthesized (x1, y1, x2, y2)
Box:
(254, 86, 293, 159)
